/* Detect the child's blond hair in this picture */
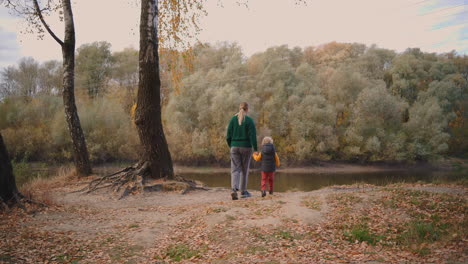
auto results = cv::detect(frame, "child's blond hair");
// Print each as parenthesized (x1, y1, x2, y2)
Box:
(262, 136, 273, 145)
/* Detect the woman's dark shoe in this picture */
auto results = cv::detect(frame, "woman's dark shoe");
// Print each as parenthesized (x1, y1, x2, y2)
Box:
(231, 192, 238, 200)
(261, 190, 266, 197)
(269, 190, 273, 195)
(241, 191, 251, 198)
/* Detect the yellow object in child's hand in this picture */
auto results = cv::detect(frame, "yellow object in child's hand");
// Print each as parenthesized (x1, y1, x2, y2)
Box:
(252, 152, 262, 161)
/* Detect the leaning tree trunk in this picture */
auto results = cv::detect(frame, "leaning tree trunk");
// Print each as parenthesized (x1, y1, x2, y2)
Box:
(0, 132, 20, 208)
(134, 0, 174, 179)
(32, 0, 91, 176)
(61, 0, 92, 176)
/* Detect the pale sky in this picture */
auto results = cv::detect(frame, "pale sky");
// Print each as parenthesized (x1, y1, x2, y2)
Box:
(0, 0, 466, 69)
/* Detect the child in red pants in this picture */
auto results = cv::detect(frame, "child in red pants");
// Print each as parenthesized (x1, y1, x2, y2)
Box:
(253, 137, 280, 197)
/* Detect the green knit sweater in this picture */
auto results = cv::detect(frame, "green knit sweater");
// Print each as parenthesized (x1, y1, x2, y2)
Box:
(226, 115, 258, 151)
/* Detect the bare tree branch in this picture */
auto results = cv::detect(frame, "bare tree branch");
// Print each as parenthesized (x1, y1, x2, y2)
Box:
(32, 0, 63, 46)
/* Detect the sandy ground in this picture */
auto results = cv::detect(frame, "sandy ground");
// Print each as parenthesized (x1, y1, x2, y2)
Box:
(0, 179, 467, 264)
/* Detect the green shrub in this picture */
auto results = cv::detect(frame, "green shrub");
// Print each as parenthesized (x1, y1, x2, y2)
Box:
(1, 94, 140, 163)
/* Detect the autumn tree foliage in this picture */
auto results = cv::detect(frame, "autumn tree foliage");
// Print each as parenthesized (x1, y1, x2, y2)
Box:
(1, 42, 466, 164)
(75, 42, 113, 98)
(164, 43, 467, 163)
(0, 57, 62, 97)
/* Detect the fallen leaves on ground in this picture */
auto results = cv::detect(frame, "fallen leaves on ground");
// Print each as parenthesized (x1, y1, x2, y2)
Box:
(0, 182, 466, 263)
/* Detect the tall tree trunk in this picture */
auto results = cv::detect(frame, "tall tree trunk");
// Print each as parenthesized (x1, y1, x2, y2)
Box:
(61, 0, 92, 176)
(0, 132, 20, 207)
(135, 0, 174, 179)
(32, 0, 91, 176)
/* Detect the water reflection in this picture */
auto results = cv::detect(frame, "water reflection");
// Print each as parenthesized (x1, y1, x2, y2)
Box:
(181, 170, 465, 192)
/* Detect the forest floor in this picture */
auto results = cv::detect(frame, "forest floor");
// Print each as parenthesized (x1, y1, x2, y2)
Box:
(0, 171, 467, 263)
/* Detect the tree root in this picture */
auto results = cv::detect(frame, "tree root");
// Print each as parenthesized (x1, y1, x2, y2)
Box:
(79, 161, 209, 199)
(75, 161, 147, 198)
(0, 192, 47, 213)
(0, 197, 8, 211)
(174, 175, 210, 194)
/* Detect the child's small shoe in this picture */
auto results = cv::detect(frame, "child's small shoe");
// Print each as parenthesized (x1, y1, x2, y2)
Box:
(261, 190, 266, 197)
(269, 190, 273, 195)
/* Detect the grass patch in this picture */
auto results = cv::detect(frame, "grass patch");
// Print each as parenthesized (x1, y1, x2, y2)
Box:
(246, 228, 268, 241)
(281, 218, 299, 224)
(254, 206, 276, 216)
(274, 230, 304, 241)
(129, 224, 140, 228)
(344, 224, 384, 245)
(451, 160, 465, 172)
(225, 214, 236, 221)
(164, 244, 200, 262)
(108, 245, 144, 262)
(13, 161, 52, 187)
(211, 207, 227, 213)
(398, 220, 444, 244)
(301, 195, 321, 210)
(51, 253, 84, 263)
(276, 230, 295, 240)
(242, 245, 267, 254)
(241, 200, 260, 208)
(413, 246, 431, 256)
(380, 188, 466, 248)
(381, 197, 399, 208)
(19, 165, 77, 205)
(454, 177, 468, 186)
(327, 193, 363, 206)
(410, 197, 422, 206)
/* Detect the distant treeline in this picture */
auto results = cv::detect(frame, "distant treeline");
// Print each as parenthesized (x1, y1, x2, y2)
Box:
(0, 41, 466, 164)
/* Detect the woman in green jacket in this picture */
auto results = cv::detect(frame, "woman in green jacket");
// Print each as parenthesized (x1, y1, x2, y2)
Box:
(226, 102, 258, 200)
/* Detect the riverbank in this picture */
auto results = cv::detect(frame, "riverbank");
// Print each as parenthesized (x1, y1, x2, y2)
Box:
(19, 159, 467, 193)
(0, 172, 466, 263)
(22, 157, 468, 174)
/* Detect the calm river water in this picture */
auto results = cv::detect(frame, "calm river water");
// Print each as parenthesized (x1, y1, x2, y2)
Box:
(27, 165, 465, 192)
(179, 169, 465, 192)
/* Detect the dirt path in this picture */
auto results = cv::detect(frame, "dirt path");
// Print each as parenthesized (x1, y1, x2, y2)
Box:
(0, 181, 466, 263)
